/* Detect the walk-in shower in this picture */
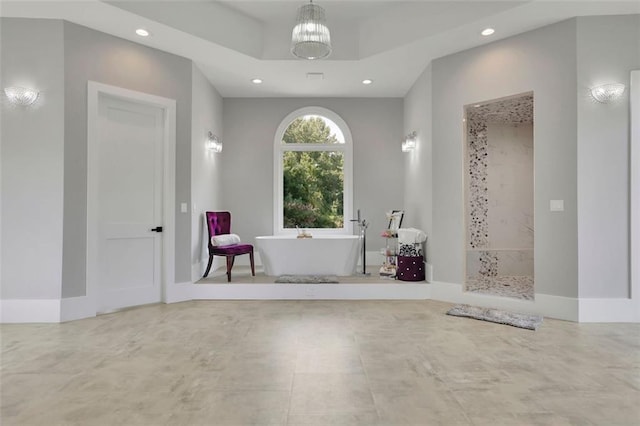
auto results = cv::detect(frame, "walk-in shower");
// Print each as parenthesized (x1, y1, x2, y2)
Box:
(464, 93, 534, 300)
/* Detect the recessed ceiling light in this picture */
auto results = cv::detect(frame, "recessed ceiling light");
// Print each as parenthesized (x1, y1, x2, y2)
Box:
(135, 28, 150, 37)
(362, 79, 373, 85)
(251, 78, 263, 84)
(481, 28, 495, 36)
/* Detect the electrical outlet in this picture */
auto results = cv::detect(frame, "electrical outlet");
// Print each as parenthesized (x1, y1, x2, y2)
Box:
(550, 200, 564, 212)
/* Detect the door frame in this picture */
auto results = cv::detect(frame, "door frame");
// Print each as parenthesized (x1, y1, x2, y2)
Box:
(631, 71, 640, 317)
(87, 81, 176, 313)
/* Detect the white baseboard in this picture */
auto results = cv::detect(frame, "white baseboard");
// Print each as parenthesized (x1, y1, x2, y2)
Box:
(1, 299, 61, 323)
(428, 281, 578, 321)
(536, 293, 579, 322)
(429, 281, 470, 304)
(165, 282, 195, 303)
(191, 282, 430, 300)
(579, 297, 640, 322)
(60, 296, 95, 322)
(6, 283, 636, 323)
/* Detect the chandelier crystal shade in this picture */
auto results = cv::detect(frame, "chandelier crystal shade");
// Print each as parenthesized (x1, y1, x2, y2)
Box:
(402, 131, 417, 152)
(291, 1, 332, 60)
(590, 83, 626, 103)
(206, 132, 222, 153)
(4, 86, 39, 106)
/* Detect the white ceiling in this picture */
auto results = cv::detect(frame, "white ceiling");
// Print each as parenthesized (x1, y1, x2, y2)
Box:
(2, 1, 639, 97)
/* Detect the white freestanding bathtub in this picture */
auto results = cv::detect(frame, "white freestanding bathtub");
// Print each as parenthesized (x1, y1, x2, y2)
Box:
(256, 235, 360, 276)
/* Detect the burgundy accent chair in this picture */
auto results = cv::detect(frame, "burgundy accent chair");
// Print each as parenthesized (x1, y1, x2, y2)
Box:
(203, 211, 255, 282)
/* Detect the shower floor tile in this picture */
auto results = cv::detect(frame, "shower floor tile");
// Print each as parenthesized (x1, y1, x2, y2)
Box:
(465, 276, 534, 300)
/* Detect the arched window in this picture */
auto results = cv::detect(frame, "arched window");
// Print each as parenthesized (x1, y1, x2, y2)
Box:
(274, 107, 353, 235)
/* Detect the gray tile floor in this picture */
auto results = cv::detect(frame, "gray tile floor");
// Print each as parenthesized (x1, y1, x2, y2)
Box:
(2, 300, 639, 425)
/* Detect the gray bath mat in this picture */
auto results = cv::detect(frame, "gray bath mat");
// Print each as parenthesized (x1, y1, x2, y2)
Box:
(275, 275, 339, 284)
(446, 304, 543, 330)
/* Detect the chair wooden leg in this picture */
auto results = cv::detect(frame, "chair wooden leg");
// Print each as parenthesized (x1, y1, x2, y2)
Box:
(249, 250, 255, 276)
(203, 255, 214, 278)
(226, 256, 234, 282)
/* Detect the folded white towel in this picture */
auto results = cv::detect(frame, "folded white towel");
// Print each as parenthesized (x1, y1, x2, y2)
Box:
(211, 234, 241, 247)
(397, 228, 427, 244)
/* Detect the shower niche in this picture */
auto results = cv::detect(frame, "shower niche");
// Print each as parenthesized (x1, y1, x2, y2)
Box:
(464, 93, 534, 300)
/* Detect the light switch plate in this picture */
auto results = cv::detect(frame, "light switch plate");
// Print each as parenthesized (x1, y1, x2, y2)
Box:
(550, 200, 564, 212)
(180, 202, 188, 213)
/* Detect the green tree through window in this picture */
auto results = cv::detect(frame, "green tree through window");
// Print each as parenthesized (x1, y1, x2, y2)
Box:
(282, 117, 344, 228)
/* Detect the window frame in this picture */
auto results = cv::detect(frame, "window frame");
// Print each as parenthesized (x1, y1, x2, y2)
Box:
(274, 106, 353, 235)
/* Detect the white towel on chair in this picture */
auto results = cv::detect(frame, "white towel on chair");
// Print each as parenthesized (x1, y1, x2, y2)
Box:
(397, 228, 427, 244)
(211, 234, 241, 246)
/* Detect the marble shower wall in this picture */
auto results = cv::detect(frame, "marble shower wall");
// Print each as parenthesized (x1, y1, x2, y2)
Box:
(466, 249, 534, 277)
(465, 94, 534, 279)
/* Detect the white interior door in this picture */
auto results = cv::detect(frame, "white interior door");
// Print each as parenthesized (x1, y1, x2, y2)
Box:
(96, 95, 164, 313)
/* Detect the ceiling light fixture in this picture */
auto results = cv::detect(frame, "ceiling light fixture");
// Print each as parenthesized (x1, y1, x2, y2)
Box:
(590, 83, 625, 103)
(251, 78, 263, 84)
(135, 28, 150, 37)
(362, 79, 373, 85)
(481, 28, 495, 36)
(4, 86, 40, 106)
(291, 0, 332, 60)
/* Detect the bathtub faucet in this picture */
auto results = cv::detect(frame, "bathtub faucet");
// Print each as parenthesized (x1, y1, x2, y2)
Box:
(350, 209, 363, 226)
(351, 209, 370, 275)
(351, 209, 369, 228)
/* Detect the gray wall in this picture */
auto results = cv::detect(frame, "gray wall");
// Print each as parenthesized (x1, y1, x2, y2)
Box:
(576, 15, 640, 298)
(403, 65, 433, 262)
(191, 63, 224, 278)
(62, 21, 193, 296)
(1, 18, 65, 299)
(431, 19, 579, 297)
(4, 14, 635, 304)
(221, 98, 404, 250)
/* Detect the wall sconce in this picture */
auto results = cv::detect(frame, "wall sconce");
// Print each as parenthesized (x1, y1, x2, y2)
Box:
(402, 131, 417, 152)
(590, 83, 625, 103)
(206, 131, 222, 153)
(4, 86, 39, 106)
